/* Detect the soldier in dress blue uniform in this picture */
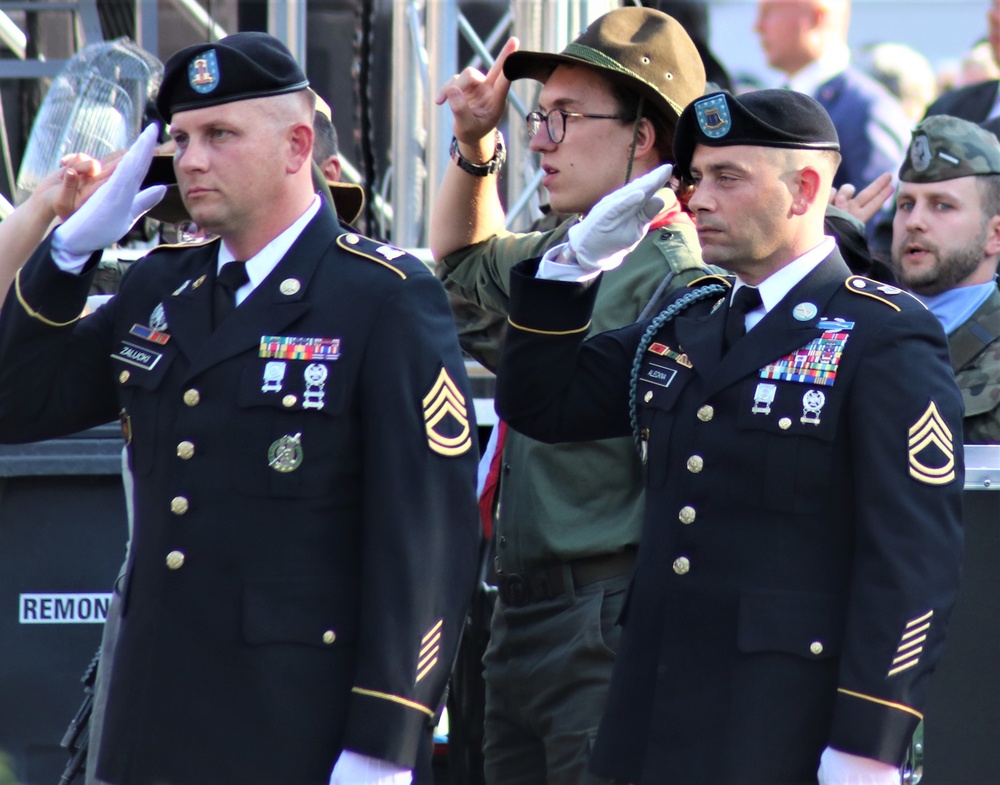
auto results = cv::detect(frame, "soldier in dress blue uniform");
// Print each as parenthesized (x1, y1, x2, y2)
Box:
(0, 32, 479, 785)
(495, 89, 964, 784)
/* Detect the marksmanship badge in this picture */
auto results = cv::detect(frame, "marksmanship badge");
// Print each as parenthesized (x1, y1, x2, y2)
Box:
(268, 433, 303, 473)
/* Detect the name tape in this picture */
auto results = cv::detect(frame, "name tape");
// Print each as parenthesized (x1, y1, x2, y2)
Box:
(19, 592, 112, 624)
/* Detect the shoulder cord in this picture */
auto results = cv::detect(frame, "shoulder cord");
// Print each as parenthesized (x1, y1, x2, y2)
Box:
(636, 269, 679, 323)
(628, 283, 727, 453)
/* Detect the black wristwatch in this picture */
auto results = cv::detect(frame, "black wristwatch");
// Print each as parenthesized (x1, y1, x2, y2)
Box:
(450, 129, 506, 177)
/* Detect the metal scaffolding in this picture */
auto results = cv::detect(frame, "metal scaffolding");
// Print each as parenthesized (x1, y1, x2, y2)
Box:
(0, 1, 619, 246)
(397, 0, 617, 247)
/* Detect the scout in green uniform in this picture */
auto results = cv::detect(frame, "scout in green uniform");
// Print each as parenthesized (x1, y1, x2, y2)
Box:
(430, 8, 711, 783)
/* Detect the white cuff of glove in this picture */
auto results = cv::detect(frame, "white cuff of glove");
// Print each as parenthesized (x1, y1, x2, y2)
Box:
(817, 747, 901, 785)
(50, 245, 94, 276)
(536, 241, 603, 282)
(328, 750, 412, 785)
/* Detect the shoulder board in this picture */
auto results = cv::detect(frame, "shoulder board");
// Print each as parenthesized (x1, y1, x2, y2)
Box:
(337, 233, 420, 280)
(845, 275, 926, 313)
(687, 273, 733, 289)
(147, 235, 221, 252)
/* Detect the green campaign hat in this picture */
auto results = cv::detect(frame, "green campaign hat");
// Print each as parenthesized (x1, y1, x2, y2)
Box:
(503, 7, 706, 122)
(900, 114, 1000, 183)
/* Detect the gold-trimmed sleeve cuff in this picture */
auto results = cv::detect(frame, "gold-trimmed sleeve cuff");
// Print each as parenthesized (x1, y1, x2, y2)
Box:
(836, 687, 923, 720)
(829, 686, 925, 765)
(506, 259, 600, 336)
(14, 268, 82, 328)
(350, 686, 434, 717)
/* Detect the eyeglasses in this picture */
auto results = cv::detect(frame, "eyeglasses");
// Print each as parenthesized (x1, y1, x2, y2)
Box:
(525, 108, 634, 144)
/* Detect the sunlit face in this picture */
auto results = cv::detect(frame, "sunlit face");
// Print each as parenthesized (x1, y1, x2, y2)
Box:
(686, 144, 800, 282)
(528, 65, 640, 215)
(170, 99, 291, 240)
(892, 177, 991, 295)
(754, 0, 815, 75)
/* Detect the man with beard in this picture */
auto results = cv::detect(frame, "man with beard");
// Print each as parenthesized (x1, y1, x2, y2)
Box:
(892, 114, 1000, 443)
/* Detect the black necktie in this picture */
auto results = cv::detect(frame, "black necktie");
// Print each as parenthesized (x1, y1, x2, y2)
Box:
(213, 262, 248, 328)
(723, 286, 762, 352)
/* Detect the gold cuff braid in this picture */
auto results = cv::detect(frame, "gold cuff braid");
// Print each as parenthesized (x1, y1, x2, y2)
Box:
(14, 267, 81, 327)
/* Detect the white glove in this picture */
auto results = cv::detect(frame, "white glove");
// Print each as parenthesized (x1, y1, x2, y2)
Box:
(537, 163, 672, 282)
(52, 123, 166, 274)
(329, 750, 412, 785)
(817, 747, 901, 785)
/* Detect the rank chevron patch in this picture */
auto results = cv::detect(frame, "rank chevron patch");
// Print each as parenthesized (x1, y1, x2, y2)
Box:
(423, 368, 472, 456)
(907, 401, 955, 485)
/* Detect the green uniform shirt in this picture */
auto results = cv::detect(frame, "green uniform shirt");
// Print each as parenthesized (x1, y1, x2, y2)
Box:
(437, 189, 708, 572)
(949, 285, 1000, 444)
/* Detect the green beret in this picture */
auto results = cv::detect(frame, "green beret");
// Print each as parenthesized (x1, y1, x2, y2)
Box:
(899, 114, 1000, 183)
(503, 7, 706, 122)
(156, 32, 308, 123)
(673, 89, 840, 180)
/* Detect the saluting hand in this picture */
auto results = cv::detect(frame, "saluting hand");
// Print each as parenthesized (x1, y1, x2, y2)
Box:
(435, 36, 518, 152)
(828, 172, 894, 225)
(538, 164, 672, 282)
(32, 152, 114, 223)
(52, 124, 166, 270)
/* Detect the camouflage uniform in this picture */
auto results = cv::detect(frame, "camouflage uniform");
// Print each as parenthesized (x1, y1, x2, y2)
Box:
(899, 114, 1000, 444)
(949, 287, 1000, 443)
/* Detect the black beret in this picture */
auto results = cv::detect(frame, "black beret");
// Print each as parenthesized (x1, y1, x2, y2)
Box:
(156, 32, 308, 122)
(673, 89, 840, 180)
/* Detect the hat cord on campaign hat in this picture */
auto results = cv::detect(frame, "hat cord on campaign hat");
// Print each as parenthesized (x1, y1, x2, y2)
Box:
(624, 95, 645, 185)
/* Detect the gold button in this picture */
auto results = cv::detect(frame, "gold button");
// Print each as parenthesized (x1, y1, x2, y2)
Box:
(322, 630, 337, 645)
(166, 550, 185, 570)
(170, 496, 189, 515)
(644, 391, 653, 403)
(345, 233, 360, 245)
(697, 405, 714, 422)
(282, 394, 297, 408)
(672, 556, 690, 575)
(119, 370, 130, 384)
(686, 455, 704, 473)
(183, 389, 201, 407)
(678, 506, 696, 524)
(779, 417, 792, 430)
(810, 641, 824, 656)
(177, 441, 195, 460)
(280, 278, 301, 296)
